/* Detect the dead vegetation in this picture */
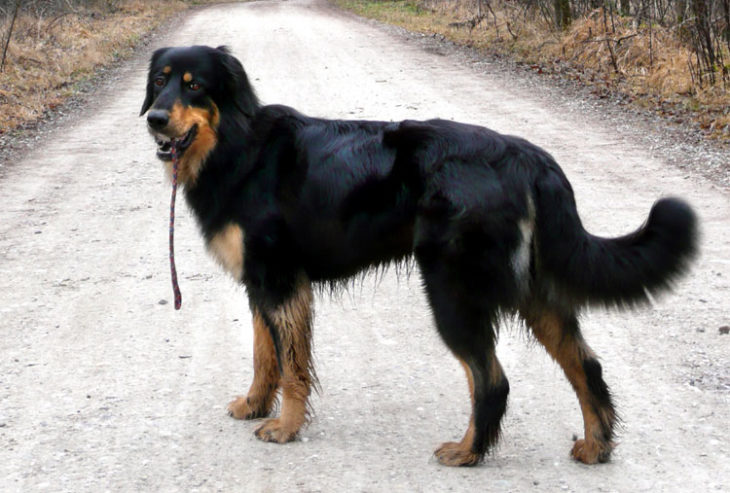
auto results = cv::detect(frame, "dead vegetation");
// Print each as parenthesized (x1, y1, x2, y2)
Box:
(3, 0, 729, 140)
(335, 0, 730, 140)
(0, 0, 205, 133)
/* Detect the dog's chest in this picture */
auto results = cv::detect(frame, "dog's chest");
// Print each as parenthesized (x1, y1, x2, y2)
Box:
(207, 223, 245, 281)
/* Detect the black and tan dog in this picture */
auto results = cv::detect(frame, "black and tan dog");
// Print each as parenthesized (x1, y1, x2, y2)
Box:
(141, 45, 697, 466)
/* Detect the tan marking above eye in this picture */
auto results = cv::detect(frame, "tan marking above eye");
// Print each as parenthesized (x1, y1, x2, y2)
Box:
(183, 72, 193, 83)
(163, 66, 172, 74)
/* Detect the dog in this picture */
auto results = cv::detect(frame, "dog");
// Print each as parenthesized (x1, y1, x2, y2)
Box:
(141, 45, 697, 466)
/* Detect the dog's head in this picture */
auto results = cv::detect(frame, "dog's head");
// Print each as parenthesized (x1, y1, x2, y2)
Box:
(140, 45, 258, 184)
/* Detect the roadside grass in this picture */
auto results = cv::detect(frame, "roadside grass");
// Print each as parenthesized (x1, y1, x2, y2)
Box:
(0, 1, 220, 134)
(334, 0, 730, 141)
(3, 0, 728, 141)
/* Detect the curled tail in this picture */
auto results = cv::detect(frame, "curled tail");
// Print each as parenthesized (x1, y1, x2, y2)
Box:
(534, 170, 698, 308)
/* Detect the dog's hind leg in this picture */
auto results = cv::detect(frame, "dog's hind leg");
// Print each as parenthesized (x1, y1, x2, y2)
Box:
(228, 309, 280, 420)
(416, 250, 511, 466)
(413, 179, 527, 465)
(521, 306, 617, 464)
(251, 277, 315, 444)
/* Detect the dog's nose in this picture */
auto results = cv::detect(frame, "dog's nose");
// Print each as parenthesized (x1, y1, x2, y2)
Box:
(147, 109, 169, 131)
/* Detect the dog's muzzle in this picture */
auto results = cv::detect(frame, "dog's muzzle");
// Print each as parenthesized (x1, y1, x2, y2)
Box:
(150, 121, 198, 161)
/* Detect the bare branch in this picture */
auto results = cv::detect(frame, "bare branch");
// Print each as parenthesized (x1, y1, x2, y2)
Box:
(1, 0, 21, 73)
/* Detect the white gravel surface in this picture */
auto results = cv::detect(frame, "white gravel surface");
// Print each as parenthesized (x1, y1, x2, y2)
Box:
(0, 1, 728, 491)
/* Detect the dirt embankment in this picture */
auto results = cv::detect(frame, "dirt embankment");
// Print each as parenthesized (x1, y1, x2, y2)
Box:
(0, 1, 212, 135)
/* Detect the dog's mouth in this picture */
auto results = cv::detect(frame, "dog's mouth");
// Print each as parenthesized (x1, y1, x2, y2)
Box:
(155, 124, 198, 161)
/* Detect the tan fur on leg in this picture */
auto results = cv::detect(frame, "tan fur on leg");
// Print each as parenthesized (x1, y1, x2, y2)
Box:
(254, 278, 315, 443)
(228, 310, 280, 420)
(523, 308, 616, 464)
(435, 360, 481, 466)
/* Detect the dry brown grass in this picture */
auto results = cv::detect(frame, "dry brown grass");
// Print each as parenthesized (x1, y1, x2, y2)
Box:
(334, 0, 730, 140)
(558, 10, 730, 135)
(0, 1, 204, 133)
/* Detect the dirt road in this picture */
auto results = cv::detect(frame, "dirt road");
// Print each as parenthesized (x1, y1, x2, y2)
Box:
(1, 1, 728, 491)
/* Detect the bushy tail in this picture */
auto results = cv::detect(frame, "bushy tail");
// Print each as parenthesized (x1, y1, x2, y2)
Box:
(534, 173, 698, 308)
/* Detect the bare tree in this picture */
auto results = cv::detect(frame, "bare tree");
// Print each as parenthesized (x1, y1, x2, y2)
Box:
(554, 0, 572, 28)
(0, 0, 20, 72)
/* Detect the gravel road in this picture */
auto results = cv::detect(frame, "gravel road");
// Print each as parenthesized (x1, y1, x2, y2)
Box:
(0, 1, 728, 491)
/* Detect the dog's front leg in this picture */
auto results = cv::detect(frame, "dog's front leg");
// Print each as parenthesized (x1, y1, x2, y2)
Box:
(228, 308, 280, 420)
(250, 276, 315, 443)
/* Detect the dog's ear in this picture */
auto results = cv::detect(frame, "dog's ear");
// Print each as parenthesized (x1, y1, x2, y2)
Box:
(214, 46, 259, 118)
(140, 47, 170, 116)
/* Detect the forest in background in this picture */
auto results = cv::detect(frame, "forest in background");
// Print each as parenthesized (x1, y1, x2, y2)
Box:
(337, 0, 730, 139)
(2, 0, 730, 139)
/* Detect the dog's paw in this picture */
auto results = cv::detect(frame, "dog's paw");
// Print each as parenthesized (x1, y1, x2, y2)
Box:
(254, 418, 298, 443)
(227, 396, 268, 420)
(571, 438, 613, 464)
(434, 442, 481, 467)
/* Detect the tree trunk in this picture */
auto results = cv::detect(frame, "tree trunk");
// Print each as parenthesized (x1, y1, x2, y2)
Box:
(721, 0, 730, 48)
(691, 0, 717, 84)
(620, 0, 630, 16)
(1, 0, 21, 73)
(554, 0, 571, 29)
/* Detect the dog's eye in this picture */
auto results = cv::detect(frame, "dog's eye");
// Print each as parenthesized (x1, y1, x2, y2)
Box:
(154, 76, 166, 87)
(188, 81, 202, 91)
